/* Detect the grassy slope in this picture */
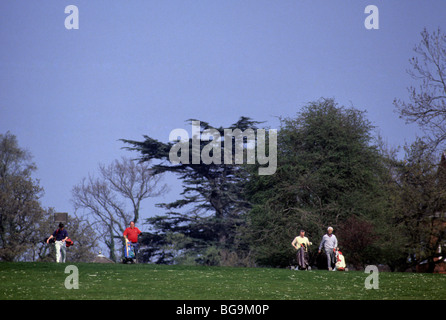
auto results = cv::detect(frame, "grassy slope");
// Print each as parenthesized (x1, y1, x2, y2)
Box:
(0, 262, 445, 300)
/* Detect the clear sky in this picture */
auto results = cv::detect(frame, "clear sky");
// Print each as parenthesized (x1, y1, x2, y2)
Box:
(1, 1, 445, 223)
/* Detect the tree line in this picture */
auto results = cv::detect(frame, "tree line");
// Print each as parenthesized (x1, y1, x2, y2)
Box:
(1, 28, 445, 271)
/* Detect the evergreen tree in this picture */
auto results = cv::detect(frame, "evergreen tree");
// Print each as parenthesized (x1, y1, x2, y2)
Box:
(121, 117, 262, 265)
(245, 99, 390, 267)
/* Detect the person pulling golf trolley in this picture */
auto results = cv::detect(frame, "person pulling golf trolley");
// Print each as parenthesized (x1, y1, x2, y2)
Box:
(291, 230, 312, 270)
(122, 221, 142, 264)
(318, 226, 343, 271)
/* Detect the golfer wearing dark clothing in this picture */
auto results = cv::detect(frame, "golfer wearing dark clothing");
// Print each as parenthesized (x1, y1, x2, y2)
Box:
(46, 223, 69, 263)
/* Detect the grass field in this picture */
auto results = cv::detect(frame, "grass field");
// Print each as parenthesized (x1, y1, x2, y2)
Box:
(0, 262, 445, 300)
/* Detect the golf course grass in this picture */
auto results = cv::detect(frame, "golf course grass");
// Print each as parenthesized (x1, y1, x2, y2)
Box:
(0, 262, 445, 300)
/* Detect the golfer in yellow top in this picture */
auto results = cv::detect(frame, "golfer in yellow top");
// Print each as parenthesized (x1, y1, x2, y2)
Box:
(291, 230, 312, 270)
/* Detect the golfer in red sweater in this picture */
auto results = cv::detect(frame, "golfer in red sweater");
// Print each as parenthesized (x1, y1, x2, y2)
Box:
(123, 221, 142, 257)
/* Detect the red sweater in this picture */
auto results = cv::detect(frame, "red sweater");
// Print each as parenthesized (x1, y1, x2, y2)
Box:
(123, 227, 141, 243)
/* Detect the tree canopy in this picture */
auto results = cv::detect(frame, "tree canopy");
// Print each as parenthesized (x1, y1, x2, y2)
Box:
(244, 99, 391, 267)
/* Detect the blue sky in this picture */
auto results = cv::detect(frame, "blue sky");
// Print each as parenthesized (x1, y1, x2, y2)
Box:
(1, 1, 445, 224)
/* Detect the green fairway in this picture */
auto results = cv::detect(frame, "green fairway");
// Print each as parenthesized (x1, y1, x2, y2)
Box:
(0, 262, 445, 300)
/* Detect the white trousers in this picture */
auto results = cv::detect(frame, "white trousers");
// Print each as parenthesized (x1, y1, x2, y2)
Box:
(55, 241, 66, 263)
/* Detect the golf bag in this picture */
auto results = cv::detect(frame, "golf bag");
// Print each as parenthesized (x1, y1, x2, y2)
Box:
(296, 243, 310, 270)
(65, 238, 74, 247)
(334, 248, 346, 271)
(123, 239, 137, 264)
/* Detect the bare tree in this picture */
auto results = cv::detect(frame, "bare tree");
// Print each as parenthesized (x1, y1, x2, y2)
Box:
(24, 208, 99, 263)
(72, 157, 168, 261)
(394, 27, 446, 150)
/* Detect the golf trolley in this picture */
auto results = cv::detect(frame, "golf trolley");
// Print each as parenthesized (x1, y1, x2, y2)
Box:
(122, 239, 137, 264)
